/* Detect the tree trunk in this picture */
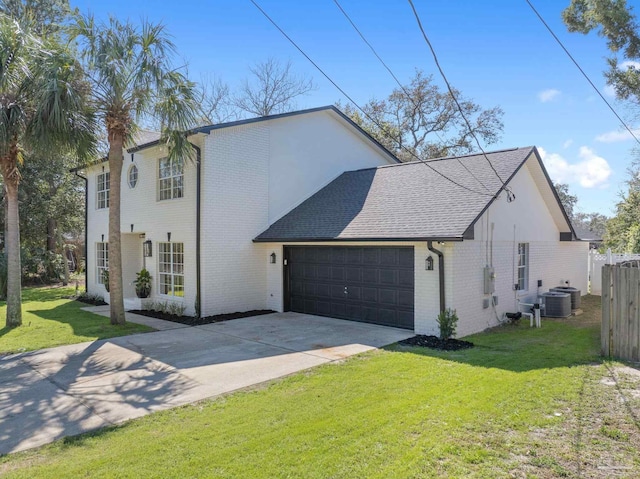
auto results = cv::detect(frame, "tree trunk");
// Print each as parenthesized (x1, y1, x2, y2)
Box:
(108, 136, 126, 325)
(1, 150, 22, 327)
(57, 228, 69, 286)
(3, 185, 8, 262)
(46, 218, 57, 252)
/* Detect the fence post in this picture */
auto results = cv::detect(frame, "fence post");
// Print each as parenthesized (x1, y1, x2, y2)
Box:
(602, 264, 610, 356)
(607, 248, 613, 265)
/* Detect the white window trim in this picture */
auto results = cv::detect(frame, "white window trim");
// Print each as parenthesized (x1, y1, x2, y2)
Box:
(96, 172, 110, 209)
(157, 157, 184, 201)
(128, 163, 139, 189)
(517, 243, 529, 293)
(96, 242, 108, 286)
(157, 242, 185, 299)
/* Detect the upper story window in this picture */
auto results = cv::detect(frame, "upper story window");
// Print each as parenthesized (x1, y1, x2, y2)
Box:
(158, 157, 184, 201)
(97, 172, 110, 209)
(517, 243, 529, 291)
(128, 164, 139, 189)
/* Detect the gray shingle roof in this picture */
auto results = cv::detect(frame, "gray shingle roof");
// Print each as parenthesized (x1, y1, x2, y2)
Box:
(255, 147, 537, 242)
(572, 224, 603, 242)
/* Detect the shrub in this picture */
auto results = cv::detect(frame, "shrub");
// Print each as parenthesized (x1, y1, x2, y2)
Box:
(436, 308, 459, 340)
(144, 300, 186, 317)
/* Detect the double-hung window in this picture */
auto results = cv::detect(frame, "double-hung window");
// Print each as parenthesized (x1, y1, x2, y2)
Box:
(517, 243, 529, 291)
(158, 157, 184, 200)
(158, 242, 184, 297)
(97, 172, 110, 209)
(96, 242, 109, 285)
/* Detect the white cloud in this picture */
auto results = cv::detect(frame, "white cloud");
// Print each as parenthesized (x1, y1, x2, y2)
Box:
(595, 128, 640, 143)
(620, 60, 640, 69)
(563, 139, 573, 149)
(539, 146, 612, 188)
(603, 84, 616, 97)
(538, 88, 561, 103)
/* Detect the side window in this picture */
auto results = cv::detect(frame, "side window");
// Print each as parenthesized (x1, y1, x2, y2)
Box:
(158, 242, 184, 297)
(97, 172, 110, 209)
(128, 164, 139, 189)
(517, 243, 529, 291)
(158, 157, 184, 200)
(96, 242, 109, 285)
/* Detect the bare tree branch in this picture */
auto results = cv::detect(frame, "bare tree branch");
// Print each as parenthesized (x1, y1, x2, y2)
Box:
(234, 58, 315, 117)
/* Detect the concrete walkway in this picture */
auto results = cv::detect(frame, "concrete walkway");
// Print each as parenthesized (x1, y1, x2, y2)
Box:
(0, 312, 412, 455)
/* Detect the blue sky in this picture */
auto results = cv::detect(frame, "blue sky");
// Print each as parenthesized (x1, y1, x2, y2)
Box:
(71, 0, 640, 216)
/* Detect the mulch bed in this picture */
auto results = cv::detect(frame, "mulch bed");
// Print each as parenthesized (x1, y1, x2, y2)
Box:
(399, 335, 474, 351)
(129, 309, 275, 326)
(75, 297, 108, 306)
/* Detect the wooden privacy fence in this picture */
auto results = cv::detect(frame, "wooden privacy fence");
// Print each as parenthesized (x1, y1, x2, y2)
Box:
(602, 264, 640, 361)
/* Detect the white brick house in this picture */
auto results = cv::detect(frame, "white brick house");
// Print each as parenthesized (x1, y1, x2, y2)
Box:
(77, 106, 588, 337)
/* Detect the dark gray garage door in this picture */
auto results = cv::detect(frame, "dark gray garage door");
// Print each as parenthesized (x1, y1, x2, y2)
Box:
(284, 246, 414, 329)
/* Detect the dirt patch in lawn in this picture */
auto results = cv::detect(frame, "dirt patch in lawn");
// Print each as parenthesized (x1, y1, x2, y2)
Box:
(398, 335, 474, 351)
(129, 309, 275, 326)
(510, 363, 640, 478)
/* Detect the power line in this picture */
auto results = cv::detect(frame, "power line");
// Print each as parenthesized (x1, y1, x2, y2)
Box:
(407, 0, 514, 200)
(332, 0, 494, 194)
(525, 0, 640, 148)
(249, 0, 494, 197)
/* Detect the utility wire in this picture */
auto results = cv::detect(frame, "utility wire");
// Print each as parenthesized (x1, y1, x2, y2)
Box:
(407, 0, 514, 201)
(525, 0, 640, 147)
(332, 0, 494, 194)
(250, 0, 494, 197)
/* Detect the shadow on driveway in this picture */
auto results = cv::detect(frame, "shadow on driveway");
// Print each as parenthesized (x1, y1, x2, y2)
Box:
(0, 309, 412, 455)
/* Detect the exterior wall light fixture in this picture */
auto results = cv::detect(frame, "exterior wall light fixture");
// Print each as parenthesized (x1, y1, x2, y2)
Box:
(270, 252, 277, 264)
(425, 255, 434, 271)
(143, 240, 153, 258)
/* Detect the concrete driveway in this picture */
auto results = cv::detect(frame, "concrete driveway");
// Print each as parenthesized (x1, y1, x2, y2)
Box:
(0, 312, 412, 455)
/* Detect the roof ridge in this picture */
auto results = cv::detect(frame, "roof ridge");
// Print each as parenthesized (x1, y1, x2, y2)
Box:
(347, 146, 535, 174)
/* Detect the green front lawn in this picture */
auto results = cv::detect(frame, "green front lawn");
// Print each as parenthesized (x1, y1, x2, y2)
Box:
(0, 286, 152, 355)
(1, 295, 639, 478)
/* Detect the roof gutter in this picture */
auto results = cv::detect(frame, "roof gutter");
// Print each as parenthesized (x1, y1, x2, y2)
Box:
(252, 236, 465, 243)
(428, 241, 445, 313)
(74, 170, 88, 292)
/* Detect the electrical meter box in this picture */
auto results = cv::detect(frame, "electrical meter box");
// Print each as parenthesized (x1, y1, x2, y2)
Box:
(483, 266, 495, 294)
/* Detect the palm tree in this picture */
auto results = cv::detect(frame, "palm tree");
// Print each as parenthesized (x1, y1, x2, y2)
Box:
(71, 15, 199, 325)
(0, 14, 95, 327)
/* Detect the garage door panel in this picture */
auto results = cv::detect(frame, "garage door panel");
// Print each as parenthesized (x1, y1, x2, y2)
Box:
(331, 267, 345, 281)
(304, 283, 317, 296)
(399, 270, 413, 287)
(362, 268, 378, 284)
(347, 286, 361, 300)
(347, 248, 362, 264)
(362, 248, 379, 265)
(362, 287, 377, 302)
(379, 269, 398, 285)
(317, 265, 330, 279)
(331, 302, 347, 318)
(398, 290, 414, 308)
(398, 248, 414, 267)
(380, 248, 397, 265)
(379, 289, 398, 305)
(331, 248, 346, 264)
(397, 311, 414, 329)
(286, 246, 414, 330)
(346, 267, 362, 282)
(303, 264, 316, 279)
(346, 304, 363, 320)
(330, 284, 345, 299)
(316, 283, 330, 298)
(316, 301, 331, 316)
